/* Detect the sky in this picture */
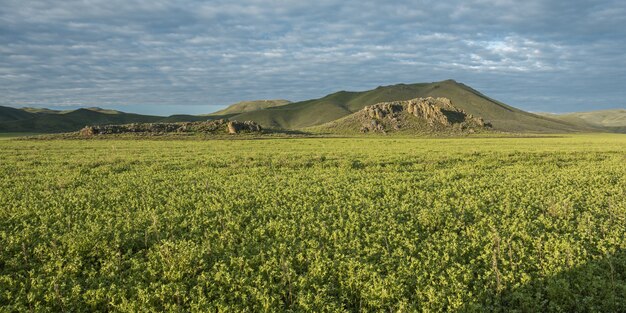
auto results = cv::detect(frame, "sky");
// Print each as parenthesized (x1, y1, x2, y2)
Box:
(1, 0, 625, 115)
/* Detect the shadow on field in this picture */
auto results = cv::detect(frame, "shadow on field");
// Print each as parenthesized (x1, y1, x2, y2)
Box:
(462, 250, 626, 312)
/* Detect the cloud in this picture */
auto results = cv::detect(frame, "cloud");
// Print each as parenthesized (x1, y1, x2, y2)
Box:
(0, 0, 625, 114)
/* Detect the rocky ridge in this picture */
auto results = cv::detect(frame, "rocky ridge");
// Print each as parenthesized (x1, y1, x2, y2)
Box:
(79, 119, 262, 136)
(359, 97, 490, 133)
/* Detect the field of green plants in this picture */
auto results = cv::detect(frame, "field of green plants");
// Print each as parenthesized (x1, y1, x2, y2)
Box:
(1, 135, 625, 312)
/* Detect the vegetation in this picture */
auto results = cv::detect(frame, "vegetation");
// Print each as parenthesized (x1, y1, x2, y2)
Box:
(1, 134, 625, 312)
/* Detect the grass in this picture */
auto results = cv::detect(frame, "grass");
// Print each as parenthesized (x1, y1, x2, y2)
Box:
(0, 132, 43, 139)
(0, 134, 625, 311)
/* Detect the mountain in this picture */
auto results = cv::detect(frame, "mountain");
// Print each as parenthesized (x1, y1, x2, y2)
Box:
(231, 80, 593, 133)
(0, 106, 35, 122)
(208, 100, 291, 116)
(158, 114, 215, 123)
(539, 109, 626, 133)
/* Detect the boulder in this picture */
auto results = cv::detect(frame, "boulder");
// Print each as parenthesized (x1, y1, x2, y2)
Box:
(226, 120, 262, 134)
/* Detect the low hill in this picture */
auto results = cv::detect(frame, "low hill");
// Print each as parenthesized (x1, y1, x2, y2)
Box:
(540, 109, 626, 133)
(158, 114, 217, 123)
(310, 97, 491, 135)
(82, 107, 124, 115)
(209, 100, 291, 116)
(231, 80, 594, 133)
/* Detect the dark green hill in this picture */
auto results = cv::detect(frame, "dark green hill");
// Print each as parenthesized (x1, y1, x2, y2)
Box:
(0, 106, 35, 122)
(232, 80, 593, 132)
(0, 107, 164, 133)
(0, 109, 162, 133)
(0, 105, 225, 133)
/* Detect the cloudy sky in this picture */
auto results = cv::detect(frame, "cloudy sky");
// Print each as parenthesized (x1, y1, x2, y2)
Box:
(1, 0, 625, 115)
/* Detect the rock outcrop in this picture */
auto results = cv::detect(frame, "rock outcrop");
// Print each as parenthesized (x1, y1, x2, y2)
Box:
(79, 119, 262, 136)
(227, 120, 262, 134)
(359, 97, 489, 133)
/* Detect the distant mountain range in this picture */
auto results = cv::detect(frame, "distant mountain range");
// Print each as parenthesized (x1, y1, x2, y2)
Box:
(1, 80, 624, 134)
(208, 99, 291, 116)
(539, 109, 626, 133)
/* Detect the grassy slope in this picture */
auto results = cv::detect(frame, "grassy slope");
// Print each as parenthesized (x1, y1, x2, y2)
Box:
(208, 99, 291, 116)
(0, 106, 35, 122)
(232, 80, 594, 132)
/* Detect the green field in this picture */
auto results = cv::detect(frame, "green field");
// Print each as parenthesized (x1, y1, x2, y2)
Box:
(1, 135, 625, 312)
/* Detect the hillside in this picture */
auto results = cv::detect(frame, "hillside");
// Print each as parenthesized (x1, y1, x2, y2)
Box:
(208, 99, 291, 116)
(232, 80, 594, 133)
(540, 109, 626, 133)
(0, 106, 35, 122)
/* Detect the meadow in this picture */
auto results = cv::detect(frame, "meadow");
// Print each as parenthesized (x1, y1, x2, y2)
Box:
(1, 135, 625, 312)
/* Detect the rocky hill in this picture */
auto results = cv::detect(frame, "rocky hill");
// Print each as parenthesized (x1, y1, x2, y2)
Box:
(310, 97, 491, 134)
